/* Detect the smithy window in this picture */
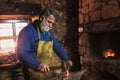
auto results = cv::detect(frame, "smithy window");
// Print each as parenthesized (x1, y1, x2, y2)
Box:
(0, 20, 29, 53)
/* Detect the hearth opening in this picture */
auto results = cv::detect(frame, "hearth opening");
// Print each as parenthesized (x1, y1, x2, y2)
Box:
(89, 30, 120, 59)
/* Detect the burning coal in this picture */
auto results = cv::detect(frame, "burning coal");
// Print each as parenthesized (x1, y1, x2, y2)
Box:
(103, 48, 115, 58)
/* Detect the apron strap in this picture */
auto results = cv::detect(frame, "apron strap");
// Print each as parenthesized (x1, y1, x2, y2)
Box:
(36, 26, 40, 40)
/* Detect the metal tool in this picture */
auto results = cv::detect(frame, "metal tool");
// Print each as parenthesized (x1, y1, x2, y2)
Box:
(49, 66, 62, 70)
(63, 62, 70, 74)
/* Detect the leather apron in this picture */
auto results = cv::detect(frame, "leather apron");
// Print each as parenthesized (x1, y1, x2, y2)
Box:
(29, 27, 62, 80)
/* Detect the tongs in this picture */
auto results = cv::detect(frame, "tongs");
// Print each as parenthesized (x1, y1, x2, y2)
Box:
(63, 62, 70, 74)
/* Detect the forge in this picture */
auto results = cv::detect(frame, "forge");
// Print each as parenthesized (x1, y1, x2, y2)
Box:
(89, 30, 120, 59)
(79, 18, 120, 80)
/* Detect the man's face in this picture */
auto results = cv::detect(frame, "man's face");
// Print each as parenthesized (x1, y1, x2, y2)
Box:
(40, 15, 55, 32)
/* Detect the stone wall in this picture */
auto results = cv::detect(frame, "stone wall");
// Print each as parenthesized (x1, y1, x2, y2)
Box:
(79, 0, 120, 80)
(78, 0, 120, 68)
(79, 0, 120, 24)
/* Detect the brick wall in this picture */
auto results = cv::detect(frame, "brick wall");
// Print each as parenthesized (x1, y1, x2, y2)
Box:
(79, 0, 120, 80)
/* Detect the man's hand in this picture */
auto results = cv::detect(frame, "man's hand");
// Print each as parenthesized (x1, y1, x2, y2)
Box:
(37, 63, 50, 72)
(65, 60, 73, 67)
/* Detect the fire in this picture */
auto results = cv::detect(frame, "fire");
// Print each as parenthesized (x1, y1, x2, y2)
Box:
(66, 70, 70, 76)
(103, 48, 115, 58)
(63, 71, 71, 77)
(62, 70, 71, 77)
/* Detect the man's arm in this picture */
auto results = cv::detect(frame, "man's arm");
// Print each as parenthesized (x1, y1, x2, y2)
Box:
(50, 32, 69, 60)
(17, 27, 40, 70)
(49, 31, 73, 66)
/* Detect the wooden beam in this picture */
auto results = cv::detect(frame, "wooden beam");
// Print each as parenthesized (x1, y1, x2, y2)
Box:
(0, 3, 42, 15)
(0, 15, 31, 19)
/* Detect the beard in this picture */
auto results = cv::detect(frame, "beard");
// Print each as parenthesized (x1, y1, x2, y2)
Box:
(40, 21, 50, 32)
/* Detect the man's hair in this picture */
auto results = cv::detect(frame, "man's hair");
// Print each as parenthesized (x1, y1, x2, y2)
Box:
(40, 6, 58, 21)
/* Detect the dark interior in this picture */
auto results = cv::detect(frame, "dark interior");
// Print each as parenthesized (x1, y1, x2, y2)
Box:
(89, 71, 119, 80)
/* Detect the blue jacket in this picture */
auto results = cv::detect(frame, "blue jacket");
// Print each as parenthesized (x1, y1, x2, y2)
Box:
(17, 23, 69, 70)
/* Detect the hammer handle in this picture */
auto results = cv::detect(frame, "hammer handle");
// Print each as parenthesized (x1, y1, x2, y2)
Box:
(49, 66, 62, 70)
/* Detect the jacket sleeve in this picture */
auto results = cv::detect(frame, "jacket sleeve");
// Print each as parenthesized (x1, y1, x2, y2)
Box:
(17, 27, 40, 70)
(50, 31, 70, 61)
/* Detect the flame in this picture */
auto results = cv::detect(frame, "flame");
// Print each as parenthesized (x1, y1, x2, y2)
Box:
(103, 48, 115, 58)
(66, 70, 70, 76)
(64, 70, 70, 77)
